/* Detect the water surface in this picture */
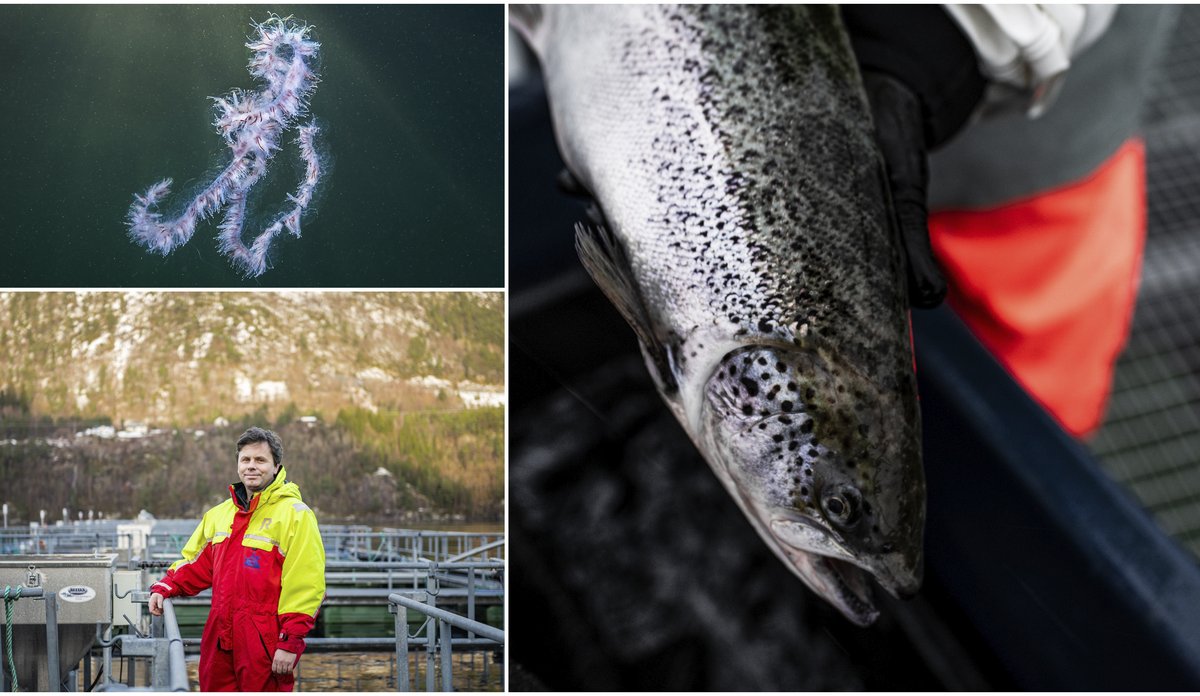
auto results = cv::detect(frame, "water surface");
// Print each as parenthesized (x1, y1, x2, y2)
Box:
(0, 5, 504, 287)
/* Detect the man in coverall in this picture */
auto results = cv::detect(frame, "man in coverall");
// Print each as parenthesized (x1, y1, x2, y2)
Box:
(148, 427, 326, 691)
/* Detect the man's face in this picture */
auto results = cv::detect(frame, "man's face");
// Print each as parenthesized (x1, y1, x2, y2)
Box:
(238, 441, 278, 493)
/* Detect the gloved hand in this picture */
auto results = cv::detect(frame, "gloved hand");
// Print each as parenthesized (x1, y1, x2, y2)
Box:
(862, 70, 945, 309)
(841, 6, 988, 309)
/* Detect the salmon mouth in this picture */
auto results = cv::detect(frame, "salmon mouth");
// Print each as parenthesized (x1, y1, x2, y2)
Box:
(767, 516, 880, 625)
(764, 512, 923, 625)
(815, 555, 877, 625)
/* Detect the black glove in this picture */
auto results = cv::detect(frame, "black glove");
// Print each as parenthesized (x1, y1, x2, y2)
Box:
(841, 6, 988, 309)
(861, 71, 945, 308)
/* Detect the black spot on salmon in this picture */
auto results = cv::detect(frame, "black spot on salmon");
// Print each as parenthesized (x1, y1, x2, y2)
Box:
(740, 378, 759, 397)
(781, 400, 794, 412)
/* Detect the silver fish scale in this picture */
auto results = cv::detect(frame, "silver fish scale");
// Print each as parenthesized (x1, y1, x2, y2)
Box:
(540, 5, 912, 396)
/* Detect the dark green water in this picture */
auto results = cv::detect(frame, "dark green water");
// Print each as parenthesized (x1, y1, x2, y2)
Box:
(0, 5, 504, 287)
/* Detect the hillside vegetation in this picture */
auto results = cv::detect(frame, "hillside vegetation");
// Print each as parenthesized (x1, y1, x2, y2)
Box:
(0, 292, 504, 521)
(0, 415, 502, 521)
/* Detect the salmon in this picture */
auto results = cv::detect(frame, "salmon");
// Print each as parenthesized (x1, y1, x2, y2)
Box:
(513, 4, 924, 625)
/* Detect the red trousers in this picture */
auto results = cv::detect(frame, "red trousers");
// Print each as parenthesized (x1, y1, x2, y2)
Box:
(928, 139, 1146, 438)
(199, 613, 297, 692)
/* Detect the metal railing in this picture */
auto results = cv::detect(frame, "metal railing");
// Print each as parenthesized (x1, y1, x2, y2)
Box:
(323, 559, 504, 586)
(445, 539, 504, 563)
(89, 595, 189, 692)
(388, 593, 504, 692)
(159, 599, 188, 692)
(0, 530, 135, 556)
(165, 560, 503, 610)
(1, 526, 504, 566)
(321, 529, 505, 564)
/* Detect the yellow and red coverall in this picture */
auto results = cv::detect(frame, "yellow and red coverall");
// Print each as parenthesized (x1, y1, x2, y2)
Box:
(150, 468, 326, 691)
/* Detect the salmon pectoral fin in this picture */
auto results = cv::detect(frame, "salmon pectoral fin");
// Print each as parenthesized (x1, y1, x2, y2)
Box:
(575, 221, 679, 394)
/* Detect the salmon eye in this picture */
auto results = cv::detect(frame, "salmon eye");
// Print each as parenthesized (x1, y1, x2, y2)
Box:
(823, 487, 862, 527)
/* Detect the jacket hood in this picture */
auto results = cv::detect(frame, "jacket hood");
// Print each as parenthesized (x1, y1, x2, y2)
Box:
(262, 467, 302, 503)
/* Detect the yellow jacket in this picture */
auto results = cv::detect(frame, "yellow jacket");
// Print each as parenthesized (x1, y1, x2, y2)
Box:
(150, 467, 325, 654)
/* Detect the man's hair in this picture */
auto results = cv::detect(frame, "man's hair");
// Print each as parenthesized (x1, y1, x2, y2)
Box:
(236, 427, 284, 468)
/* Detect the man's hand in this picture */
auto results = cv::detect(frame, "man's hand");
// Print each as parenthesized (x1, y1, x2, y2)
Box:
(862, 71, 947, 309)
(841, 6, 989, 309)
(272, 648, 297, 675)
(148, 592, 165, 617)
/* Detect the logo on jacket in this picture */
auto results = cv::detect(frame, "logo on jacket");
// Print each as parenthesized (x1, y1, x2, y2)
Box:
(259, 518, 272, 531)
(244, 552, 261, 569)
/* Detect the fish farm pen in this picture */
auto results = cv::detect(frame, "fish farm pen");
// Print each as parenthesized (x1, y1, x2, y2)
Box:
(509, 6, 1200, 691)
(0, 522, 504, 691)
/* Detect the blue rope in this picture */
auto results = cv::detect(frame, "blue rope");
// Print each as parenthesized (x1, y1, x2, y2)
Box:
(3, 585, 19, 691)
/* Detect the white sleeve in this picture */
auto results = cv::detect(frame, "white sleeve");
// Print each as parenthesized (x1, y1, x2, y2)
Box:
(943, 4, 1117, 117)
